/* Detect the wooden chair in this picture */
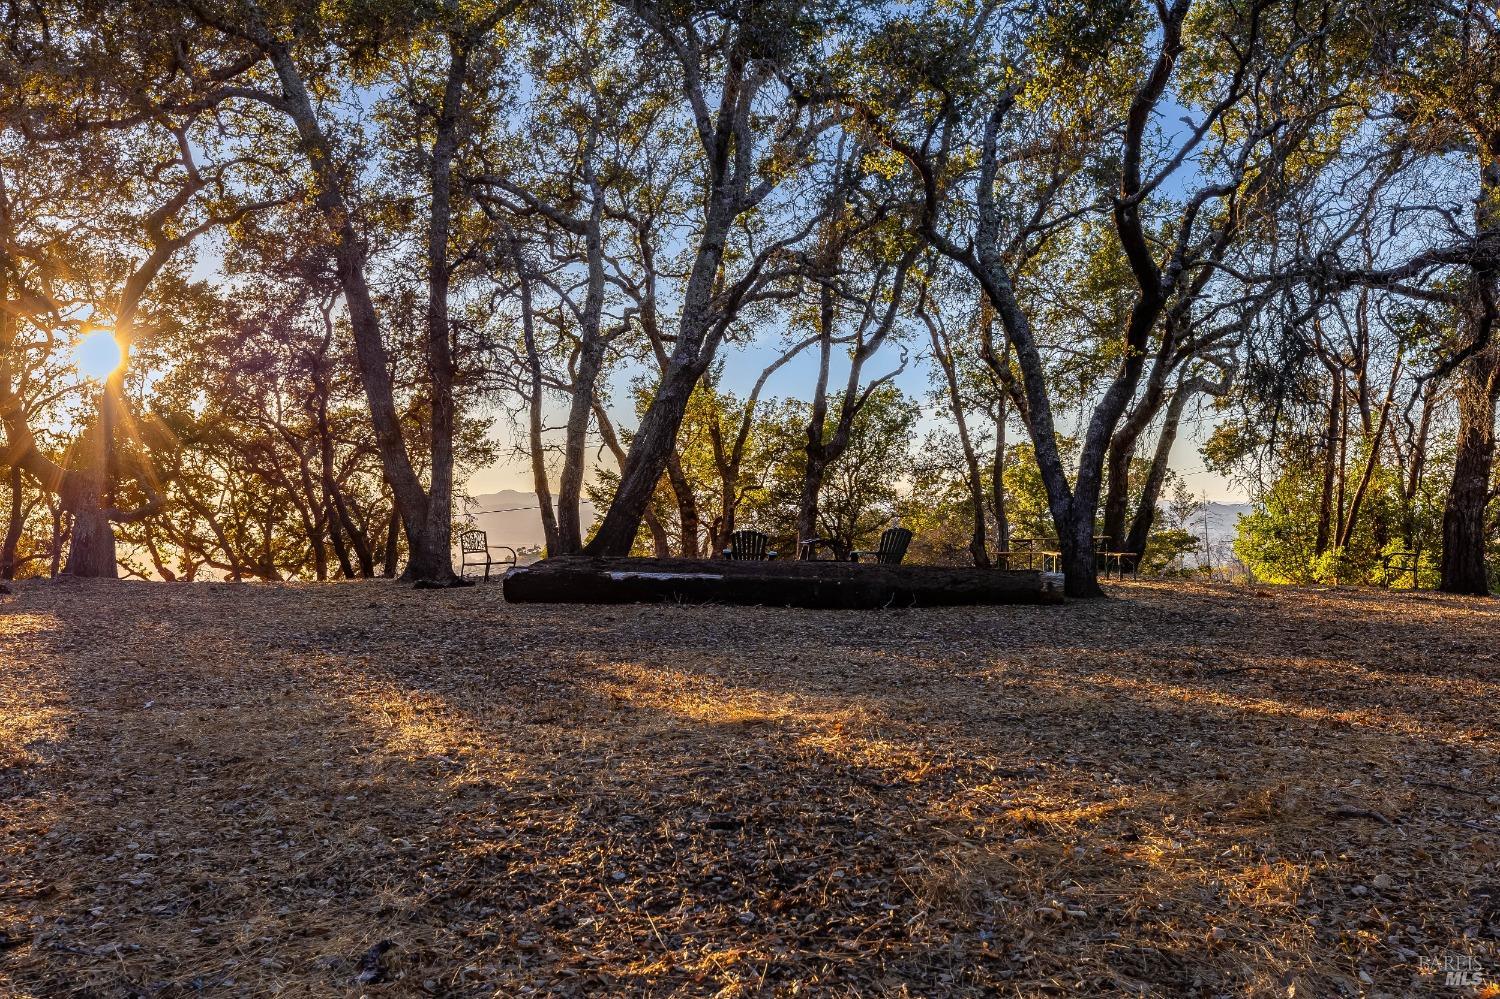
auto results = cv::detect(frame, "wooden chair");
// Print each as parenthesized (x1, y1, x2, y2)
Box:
(459, 529, 517, 581)
(852, 527, 913, 566)
(723, 529, 777, 560)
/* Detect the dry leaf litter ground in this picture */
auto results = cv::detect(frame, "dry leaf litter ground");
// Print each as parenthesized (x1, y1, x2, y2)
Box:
(0, 578, 1497, 998)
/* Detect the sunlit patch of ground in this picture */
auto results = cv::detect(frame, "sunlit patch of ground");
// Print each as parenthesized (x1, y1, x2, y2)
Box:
(0, 578, 1496, 997)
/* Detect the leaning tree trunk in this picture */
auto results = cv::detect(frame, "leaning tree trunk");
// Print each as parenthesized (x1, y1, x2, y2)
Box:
(644, 505, 673, 559)
(585, 358, 706, 556)
(325, 499, 356, 580)
(665, 450, 701, 558)
(520, 278, 560, 557)
(1123, 387, 1190, 560)
(585, 179, 744, 557)
(268, 40, 448, 582)
(1440, 348, 1500, 595)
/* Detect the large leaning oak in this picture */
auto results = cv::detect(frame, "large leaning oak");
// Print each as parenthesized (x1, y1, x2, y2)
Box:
(502, 556, 1064, 608)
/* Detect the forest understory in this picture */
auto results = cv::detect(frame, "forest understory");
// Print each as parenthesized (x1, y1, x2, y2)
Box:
(1, 580, 1497, 997)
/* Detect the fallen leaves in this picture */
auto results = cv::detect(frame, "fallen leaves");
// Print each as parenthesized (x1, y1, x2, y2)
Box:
(0, 577, 1495, 996)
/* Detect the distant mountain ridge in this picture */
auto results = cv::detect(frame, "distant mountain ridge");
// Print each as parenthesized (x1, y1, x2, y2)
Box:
(461, 490, 596, 551)
(1192, 502, 1251, 565)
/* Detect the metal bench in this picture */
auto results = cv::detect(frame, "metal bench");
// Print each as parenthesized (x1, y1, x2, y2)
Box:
(1383, 550, 1420, 589)
(459, 529, 517, 581)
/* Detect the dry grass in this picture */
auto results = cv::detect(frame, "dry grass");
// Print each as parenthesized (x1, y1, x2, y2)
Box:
(0, 577, 1497, 997)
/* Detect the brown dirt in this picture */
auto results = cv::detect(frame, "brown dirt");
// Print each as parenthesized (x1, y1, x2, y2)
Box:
(0, 578, 1497, 997)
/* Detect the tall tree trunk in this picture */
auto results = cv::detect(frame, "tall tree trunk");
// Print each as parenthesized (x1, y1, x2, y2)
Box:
(1101, 433, 1136, 549)
(1438, 138, 1500, 593)
(926, 312, 989, 566)
(410, 34, 470, 584)
(992, 406, 1010, 553)
(382, 497, 401, 579)
(1023, 13, 1185, 599)
(795, 454, 830, 553)
(265, 40, 445, 580)
(60, 403, 117, 578)
(1440, 347, 1500, 594)
(1, 465, 22, 580)
(555, 147, 609, 554)
(61, 471, 116, 578)
(1400, 388, 1435, 549)
(1315, 377, 1341, 556)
